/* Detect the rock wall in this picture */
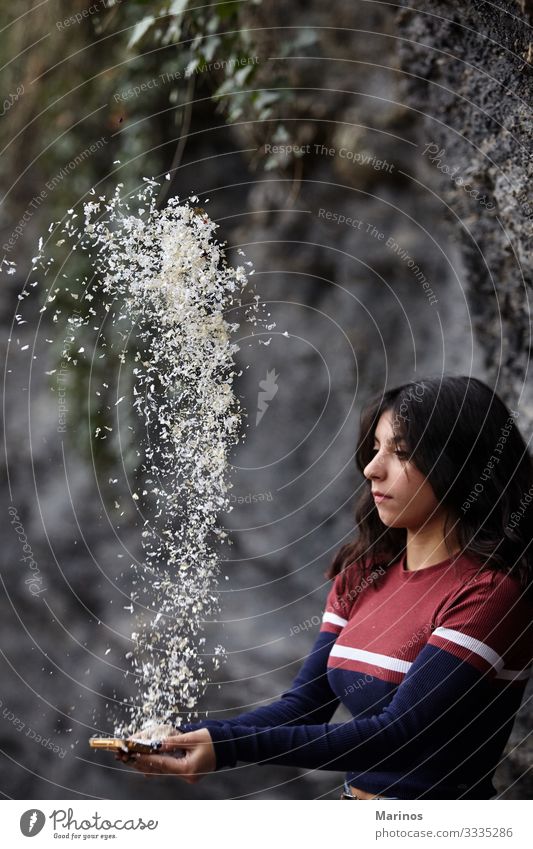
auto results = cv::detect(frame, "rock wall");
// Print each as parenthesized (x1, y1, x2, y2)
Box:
(397, 0, 533, 798)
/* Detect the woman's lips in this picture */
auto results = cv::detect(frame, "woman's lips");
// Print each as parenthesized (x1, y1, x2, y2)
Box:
(373, 492, 392, 503)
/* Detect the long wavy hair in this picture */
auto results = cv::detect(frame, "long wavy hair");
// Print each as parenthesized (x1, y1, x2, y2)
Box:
(325, 375, 533, 602)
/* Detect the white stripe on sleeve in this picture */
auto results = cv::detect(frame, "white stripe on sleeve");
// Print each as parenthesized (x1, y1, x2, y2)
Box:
(432, 626, 504, 671)
(322, 611, 348, 628)
(330, 644, 413, 674)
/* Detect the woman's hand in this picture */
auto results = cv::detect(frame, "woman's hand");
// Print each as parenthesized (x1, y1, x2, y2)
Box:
(117, 729, 216, 784)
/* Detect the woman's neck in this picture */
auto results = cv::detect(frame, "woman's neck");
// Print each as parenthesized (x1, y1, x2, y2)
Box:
(405, 518, 460, 571)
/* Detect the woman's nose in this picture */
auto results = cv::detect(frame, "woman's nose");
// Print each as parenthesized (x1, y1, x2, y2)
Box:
(363, 453, 385, 480)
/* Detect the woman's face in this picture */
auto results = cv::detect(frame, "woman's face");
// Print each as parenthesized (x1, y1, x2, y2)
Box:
(363, 409, 445, 531)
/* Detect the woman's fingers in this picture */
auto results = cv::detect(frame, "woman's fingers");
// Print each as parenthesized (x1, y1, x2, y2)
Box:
(158, 733, 196, 751)
(132, 754, 165, 770)
(115, 729, 214, 783)
(132, 755, 165, 775)
(129, 753, 198, 779)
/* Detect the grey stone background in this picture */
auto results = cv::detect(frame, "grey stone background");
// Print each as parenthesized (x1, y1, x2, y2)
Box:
(0, 0, 530, 799)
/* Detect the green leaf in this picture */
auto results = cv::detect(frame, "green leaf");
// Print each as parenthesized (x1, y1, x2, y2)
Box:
(216, 1, 242, 20)
(201, 36, 221, 63)
(233, 63, 255, 86)
(185, 57, 200, 78)
(127, 16, 156, 48)
(168, 0, 189, 12)
(253, 91, 280, 110)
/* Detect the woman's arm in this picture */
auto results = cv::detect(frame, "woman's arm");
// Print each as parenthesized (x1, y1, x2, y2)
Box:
(179, 575, 350, 733)
(201, 574, 533, 771)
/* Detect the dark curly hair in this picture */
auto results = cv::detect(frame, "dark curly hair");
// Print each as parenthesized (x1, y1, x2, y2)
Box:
(326, 375, 533, 603)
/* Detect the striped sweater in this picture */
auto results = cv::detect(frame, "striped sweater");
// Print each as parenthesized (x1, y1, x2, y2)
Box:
(181, 552, 533, 798)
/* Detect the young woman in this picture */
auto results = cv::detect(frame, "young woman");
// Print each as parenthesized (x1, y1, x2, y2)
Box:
(120, 375, 533, 799)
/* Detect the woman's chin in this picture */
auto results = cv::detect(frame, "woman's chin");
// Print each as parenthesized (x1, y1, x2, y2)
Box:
(376, 507, 406, 528)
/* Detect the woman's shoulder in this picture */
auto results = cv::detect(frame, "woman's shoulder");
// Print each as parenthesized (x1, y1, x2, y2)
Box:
(432, 560, 533, 671)
(447, 555, 533, 615)
(331, 555, 386, 587)
(326, 556, 384, 614)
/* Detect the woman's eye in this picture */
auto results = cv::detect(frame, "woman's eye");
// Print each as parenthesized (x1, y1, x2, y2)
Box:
(371, 447, 407, 455)
(370, 447, 409, 459)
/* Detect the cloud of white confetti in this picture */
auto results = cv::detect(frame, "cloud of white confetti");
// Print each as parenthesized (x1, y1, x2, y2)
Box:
(31, 177, 264, 735)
